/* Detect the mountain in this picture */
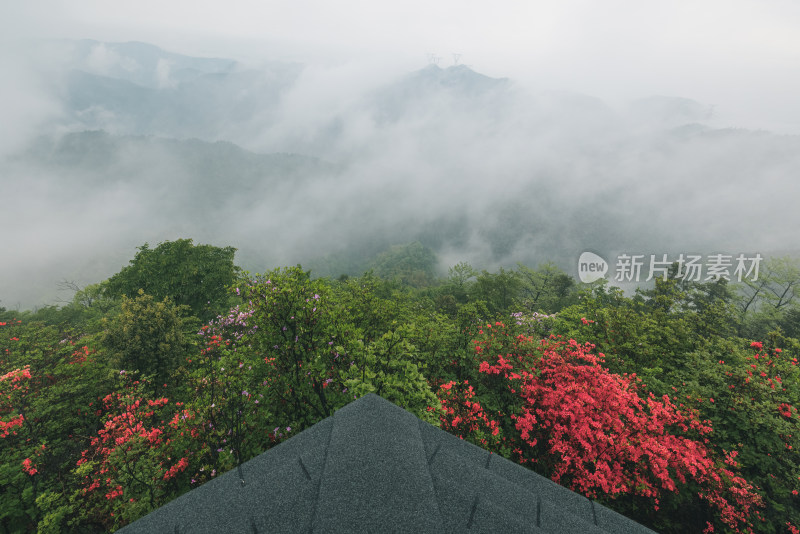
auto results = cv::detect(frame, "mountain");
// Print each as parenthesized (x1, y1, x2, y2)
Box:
(3, 39, 800, 310)
(626, 95, 714, 129)
(368, 64, 512, 123)
(44, 39, 303, 141)
(18, 130, 335, 218)
(60, 39, 240, 89)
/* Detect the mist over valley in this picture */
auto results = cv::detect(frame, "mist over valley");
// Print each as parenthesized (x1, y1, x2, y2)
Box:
(2, 38, 799, 309)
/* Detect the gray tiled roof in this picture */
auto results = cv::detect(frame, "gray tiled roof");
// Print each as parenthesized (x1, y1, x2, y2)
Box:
(118, 393, 656, 533)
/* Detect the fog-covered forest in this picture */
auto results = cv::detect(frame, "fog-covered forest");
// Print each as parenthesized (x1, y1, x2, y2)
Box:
(2, 2, 800, 532)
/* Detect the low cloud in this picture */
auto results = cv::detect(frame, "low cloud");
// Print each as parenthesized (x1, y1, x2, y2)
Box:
(1, 32, 798, 309)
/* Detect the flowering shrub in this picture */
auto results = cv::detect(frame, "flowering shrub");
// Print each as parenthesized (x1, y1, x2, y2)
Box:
(189, 305, 280, 476)
(438, 379, 502, 449)
(0, 366, 31, 438)
(76, 375, 197, 529)
(681, 338, 800, 533)
(509, 311, 557, 337)
(0, 319, 116, 532)
(438, 322, 764, 533)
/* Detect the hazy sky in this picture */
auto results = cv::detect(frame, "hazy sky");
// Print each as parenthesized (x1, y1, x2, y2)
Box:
(3, 0, 800, 133)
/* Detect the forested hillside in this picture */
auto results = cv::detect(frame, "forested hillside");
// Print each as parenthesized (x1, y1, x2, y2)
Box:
(2, 239, 798, 533)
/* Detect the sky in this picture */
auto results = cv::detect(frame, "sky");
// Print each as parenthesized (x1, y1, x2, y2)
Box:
(1, 1, 799, 310)
(3, 0, 800, 133)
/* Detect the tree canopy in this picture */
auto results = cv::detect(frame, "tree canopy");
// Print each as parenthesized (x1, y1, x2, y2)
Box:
(105, 239, 240, 322)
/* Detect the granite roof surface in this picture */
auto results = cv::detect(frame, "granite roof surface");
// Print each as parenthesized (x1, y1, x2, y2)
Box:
(118, 393, 656, 533)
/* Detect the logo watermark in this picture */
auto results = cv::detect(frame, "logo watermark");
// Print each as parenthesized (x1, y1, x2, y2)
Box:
(578, 253, 762, 283)
(578, 252, 609, 283)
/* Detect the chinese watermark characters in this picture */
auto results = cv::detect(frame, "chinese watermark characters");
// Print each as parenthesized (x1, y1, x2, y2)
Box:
(578, 252, 762, 283)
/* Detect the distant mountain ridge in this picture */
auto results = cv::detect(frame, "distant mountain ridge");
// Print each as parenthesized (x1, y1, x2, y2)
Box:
(39, 39, 720, 152)
(4, 39, 798, 310)
(61, 39, 240, 89)
(41, 39, 302, 142)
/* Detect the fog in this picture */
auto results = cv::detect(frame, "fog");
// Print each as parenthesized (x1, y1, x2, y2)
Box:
(1, 1, 799, 309)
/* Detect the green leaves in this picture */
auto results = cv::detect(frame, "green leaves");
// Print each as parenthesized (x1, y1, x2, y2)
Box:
(6, 244, 800, 533)
(101, 291, 190, 397)
(105, 239, 240, 322)
(342, 328, 440, 425)
(367, 241, 438, 288)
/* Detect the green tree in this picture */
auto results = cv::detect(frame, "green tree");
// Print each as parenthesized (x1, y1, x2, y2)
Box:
(226, 267, 443, 431)
(734, 256, 800, 338)
(102, 291, 190, 397)
(367, 241, 438, 288)
(516, 262, 578, 313)
(777, 306, 800, 339)
(105, 239, 240, 322)
(435, 261, 477, 310)
(341, 325, 440, 425)
(1, 318, 114, 533)
(470, 267, 522, 315)
(35, 281, 119, 333)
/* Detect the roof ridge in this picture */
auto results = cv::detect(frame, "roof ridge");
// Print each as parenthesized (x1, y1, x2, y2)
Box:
(310, 393, 443, 531)
(308, 405, 336, 532)
(418, 419, 447, 530)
